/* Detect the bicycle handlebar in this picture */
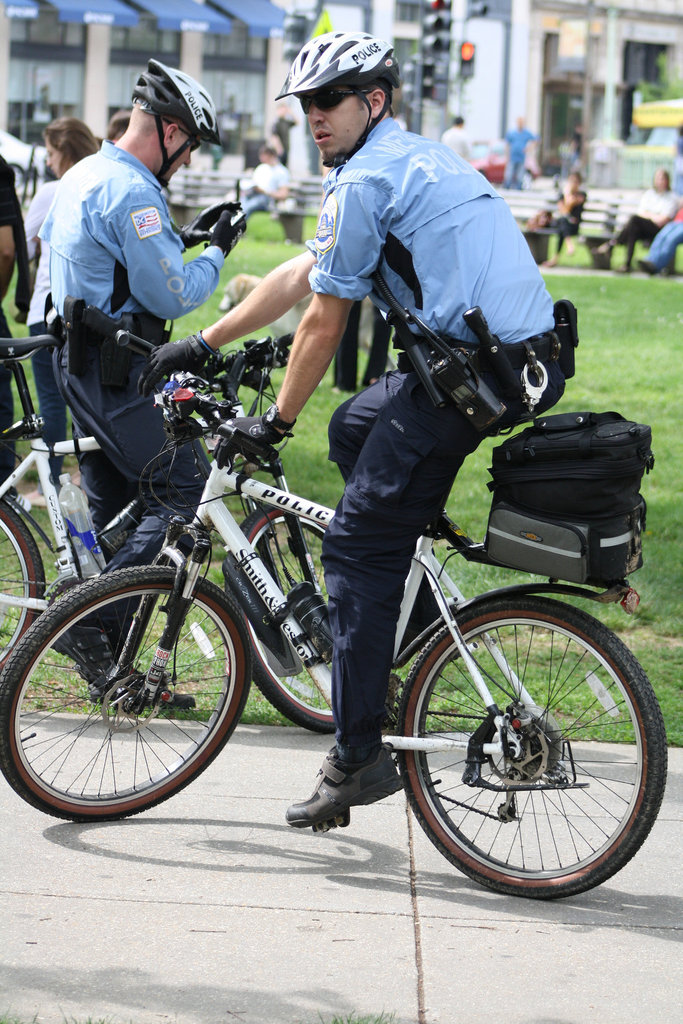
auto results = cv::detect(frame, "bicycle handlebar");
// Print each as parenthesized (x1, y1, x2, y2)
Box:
(115, 330, 157, 355)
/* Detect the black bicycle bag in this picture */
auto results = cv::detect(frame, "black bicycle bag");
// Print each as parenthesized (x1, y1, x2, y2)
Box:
(484, 411, 654, 585)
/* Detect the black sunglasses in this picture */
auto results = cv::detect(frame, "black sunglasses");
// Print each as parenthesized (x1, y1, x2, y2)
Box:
(299, 89, 362, 114)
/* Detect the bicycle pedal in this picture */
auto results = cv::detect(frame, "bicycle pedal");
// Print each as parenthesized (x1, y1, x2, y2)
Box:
(312, 809, 350, 833)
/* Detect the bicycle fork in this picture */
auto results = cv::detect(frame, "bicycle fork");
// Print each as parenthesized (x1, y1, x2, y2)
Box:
(114, 520, 212, 712)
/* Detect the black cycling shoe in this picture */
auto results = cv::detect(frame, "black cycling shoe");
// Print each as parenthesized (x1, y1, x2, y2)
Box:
(286, 744, 402, 830)
(53, 624, 115, 701)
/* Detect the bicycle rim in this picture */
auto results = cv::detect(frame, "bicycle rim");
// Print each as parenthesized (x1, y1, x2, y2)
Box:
(241, 508, 334, 733)
(0, 566, 251, 821)
(0, 500, 45, 665)
(398, 595, 667, 898)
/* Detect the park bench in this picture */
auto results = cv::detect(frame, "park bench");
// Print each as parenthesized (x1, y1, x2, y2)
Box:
(166, 167, 239, 224)
(500, 189, 641, 268)
(275, 178, 324, 244)
(167, 167, 323, 245)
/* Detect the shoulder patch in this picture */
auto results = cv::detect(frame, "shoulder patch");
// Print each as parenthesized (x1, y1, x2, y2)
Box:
(315, 194, 338, 255)
(131, 207, 162, 239)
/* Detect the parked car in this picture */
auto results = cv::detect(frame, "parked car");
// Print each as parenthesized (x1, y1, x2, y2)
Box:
(470, 139, 507, 183)
(470, 139, 540, 189)
(0, 129, 47, 193)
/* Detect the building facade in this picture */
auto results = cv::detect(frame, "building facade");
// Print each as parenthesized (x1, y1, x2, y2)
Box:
(1, 1, 682, 185)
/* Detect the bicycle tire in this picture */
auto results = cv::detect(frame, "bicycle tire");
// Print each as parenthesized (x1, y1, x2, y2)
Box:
(0, 499, 46, 666)
(240, 508, 334, 733)
(0, 565, 251, 822)
(397, 594, 667, 899)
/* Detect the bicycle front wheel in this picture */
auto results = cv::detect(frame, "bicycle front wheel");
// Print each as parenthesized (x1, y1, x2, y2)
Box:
(240, 508, 334, 733)
(0, 499, 45, 665)
(397, 595, 667, 899)
(0, 566, 251, 821)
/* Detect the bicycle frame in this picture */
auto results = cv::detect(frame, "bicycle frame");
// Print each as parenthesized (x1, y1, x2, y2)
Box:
(180, 459, 513, 761)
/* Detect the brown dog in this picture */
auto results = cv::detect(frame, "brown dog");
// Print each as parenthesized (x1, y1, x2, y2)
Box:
(218, 272, 312, 337)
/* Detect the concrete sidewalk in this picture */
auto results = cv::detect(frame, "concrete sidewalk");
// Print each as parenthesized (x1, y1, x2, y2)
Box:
(2, 725, 681, 1024)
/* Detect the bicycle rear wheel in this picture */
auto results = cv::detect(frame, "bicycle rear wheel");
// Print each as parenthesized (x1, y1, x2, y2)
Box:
(239, 508, 334, 733)
(0, 499, 45, 665)
(0, 566, 251, 821)
(397, 594, 668, 899)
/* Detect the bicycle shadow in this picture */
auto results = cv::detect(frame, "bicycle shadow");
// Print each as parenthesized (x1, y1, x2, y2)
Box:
(43, 811, 682, 941)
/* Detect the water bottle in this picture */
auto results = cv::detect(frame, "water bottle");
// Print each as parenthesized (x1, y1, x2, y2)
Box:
(97, 496, 144, 559)
(58, 474, 106, 577)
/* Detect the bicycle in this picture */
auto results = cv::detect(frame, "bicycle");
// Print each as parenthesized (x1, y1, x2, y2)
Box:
(0, 362, 667, 899)
(0, 333, 103, 661)
(0, 329, 337, 732)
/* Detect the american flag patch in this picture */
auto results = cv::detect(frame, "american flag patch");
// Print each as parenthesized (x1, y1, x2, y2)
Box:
(131, 207, 162, 239)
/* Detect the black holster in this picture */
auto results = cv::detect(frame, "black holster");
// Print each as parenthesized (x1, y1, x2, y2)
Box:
(62, 297, 168, 386)
(63, 296, 87, 376)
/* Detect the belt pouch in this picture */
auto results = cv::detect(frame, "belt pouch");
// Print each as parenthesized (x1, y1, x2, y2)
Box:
(99, 335, 131, 388)
(553, 299, 579, 379)
(64, 296, 87, 376)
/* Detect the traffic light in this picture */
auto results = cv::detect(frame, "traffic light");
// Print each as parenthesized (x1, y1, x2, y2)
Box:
(459, 41, 476, 80)
(422, 1, 452, 99)
(423, 0, 452, 61)
(282, 12, 310, 63)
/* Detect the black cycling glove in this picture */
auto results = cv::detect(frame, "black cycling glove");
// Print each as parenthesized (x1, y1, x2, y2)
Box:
(214, 405, 296, 469)
(137, 333, 210, 397)
(211, 207, 247, 256)
(178, 201, 241, 249)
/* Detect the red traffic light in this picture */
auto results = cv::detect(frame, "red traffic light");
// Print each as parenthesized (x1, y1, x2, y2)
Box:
(460, 41, 475, 62)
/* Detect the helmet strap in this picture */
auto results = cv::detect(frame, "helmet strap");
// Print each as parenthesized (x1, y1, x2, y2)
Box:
(325, 88, 391, 169)
(153, 114, 192, 186)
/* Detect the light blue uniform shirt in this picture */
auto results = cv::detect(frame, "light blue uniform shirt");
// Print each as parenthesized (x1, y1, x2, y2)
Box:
(308, 118, 553, 347)
(40, 141, 223, 320)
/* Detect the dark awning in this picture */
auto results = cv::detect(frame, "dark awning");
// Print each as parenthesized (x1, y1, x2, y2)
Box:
(131, 0, 232, 34)
(44, 0, 139, 26)
(210, 0, 283, 38)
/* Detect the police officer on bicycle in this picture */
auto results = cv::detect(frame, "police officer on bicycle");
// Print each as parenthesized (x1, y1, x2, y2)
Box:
(41, 59, 245, 572)
(139, 34, 567, 828)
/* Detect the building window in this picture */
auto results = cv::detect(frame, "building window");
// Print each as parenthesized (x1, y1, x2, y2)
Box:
(396, 2, 421, 23)
(110, 17, 179, 54)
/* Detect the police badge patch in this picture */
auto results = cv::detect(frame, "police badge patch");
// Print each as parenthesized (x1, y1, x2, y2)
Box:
(315, 194, 338, 255)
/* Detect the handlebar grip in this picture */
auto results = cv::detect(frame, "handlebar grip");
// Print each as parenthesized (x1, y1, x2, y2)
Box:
(115, 330, 157, 355)
(214, 421, 279, 466)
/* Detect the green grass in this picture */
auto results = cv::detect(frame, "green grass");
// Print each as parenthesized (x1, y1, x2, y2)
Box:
(4, 216, 682, 742)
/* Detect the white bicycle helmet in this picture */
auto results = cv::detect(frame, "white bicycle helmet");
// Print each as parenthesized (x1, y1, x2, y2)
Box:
(276, 32, 400, 100)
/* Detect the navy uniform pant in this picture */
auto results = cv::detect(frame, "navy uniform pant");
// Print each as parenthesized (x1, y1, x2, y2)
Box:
(322, 364, 565, 750)
(55, 340, 206, 571)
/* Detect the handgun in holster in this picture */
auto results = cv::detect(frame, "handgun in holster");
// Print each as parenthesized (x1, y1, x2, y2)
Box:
(63, 296, 87, 376)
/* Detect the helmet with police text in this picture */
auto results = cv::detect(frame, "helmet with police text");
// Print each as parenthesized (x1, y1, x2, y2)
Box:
(132, 59, 220, 145)
(276, 32, 400, 100)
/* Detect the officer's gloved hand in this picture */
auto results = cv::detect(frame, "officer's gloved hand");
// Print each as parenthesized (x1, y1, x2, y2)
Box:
(214, 405, 296, 469)
(178, 201, 241, 249)
(137, 333, 210, 397)
(211, 207, 246, 256)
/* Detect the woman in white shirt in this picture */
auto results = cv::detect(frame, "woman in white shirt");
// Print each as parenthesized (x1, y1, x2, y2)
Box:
(23, 117, 99, 491)
(597, 167, 679, 272)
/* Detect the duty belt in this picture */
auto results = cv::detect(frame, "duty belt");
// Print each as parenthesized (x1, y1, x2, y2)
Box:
(458, 331, 560, 375)
(397, 331, 560, 376)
